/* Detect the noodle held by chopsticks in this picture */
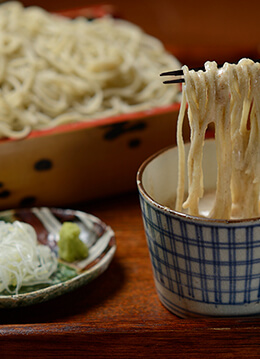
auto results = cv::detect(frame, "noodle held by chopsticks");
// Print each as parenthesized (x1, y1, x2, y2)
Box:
(176, 58, 260, 220)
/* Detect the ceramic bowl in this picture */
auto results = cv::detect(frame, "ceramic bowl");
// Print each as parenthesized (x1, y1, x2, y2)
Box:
(137, 139, 260, 318)
(0, 207, 116, 308)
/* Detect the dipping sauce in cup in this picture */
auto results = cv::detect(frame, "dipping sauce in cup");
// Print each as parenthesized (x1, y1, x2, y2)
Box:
(137, 139, 260, 318)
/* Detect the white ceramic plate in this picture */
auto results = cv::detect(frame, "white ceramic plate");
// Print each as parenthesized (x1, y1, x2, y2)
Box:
(0, 207, 116, 308)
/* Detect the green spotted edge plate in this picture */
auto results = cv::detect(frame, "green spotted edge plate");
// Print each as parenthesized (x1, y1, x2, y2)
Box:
(0, 207, 116, 308)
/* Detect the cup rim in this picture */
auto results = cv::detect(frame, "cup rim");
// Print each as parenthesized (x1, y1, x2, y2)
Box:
(136, 140, 260, 225)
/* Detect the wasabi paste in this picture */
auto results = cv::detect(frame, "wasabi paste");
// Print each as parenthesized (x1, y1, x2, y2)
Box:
(58, 222, 88, 262)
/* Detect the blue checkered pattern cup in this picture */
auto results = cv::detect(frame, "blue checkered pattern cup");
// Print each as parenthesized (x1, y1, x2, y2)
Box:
(137, 139, 260, 318)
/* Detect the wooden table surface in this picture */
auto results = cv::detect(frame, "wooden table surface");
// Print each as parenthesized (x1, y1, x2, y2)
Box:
(0, 193, 260, 358)
(1, 0, 260, 357)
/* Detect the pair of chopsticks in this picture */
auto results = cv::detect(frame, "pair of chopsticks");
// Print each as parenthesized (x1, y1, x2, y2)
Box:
(160, 59, 260, 84)
(160, 65, 219, 84)
(160, 68, 184, 84)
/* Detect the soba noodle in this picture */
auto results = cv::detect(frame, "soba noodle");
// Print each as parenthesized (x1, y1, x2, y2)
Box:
(176, 58, 260, 220)
(0, 2, 180, 139)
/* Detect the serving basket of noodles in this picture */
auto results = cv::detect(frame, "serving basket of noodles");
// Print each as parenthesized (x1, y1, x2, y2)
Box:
(0, 2, 188, 210)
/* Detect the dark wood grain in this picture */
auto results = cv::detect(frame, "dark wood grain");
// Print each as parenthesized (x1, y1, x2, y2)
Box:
(0, 193, 260, 358)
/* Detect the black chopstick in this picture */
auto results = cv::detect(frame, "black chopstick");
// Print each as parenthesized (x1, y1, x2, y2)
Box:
(160, 59, 260, 84)
(160, 66, 203, 77)
(160, 66, 203, 83)
(163, 78, 185, 84)
(160, 69, 184, 77)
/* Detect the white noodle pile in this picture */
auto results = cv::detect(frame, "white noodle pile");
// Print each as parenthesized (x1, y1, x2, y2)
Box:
(0, 221, 58, 295)
(0, 1, 180, 139)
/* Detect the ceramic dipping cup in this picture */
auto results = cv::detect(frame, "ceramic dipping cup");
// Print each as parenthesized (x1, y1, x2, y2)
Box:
(137, 139, 260, 318)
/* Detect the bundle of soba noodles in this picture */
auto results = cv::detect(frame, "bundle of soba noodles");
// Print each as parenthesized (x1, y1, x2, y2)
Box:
(0, 1, 180, 139)
(176, 58, 260, 220)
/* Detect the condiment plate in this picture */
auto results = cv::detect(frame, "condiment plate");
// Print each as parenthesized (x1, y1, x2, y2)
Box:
(0, 207, 116, 308)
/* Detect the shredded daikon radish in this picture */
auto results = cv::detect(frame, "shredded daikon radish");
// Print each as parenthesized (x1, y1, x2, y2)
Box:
(0, 221, 58, 295)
